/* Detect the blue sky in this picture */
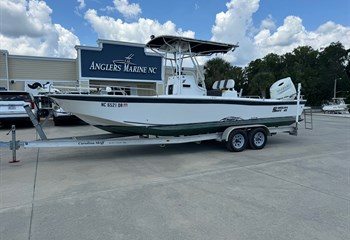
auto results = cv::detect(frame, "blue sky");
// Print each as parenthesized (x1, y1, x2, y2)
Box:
(45, 0, 349, 45)
(1, 0, 349, 65)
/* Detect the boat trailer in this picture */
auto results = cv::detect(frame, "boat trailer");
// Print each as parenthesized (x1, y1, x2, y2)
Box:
(1, 83, 313, 164)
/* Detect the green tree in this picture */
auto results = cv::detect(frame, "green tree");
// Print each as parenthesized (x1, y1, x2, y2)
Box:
(204, 42, 350, 105)
(229, 66, 247, 94)
(317, 42, 350, 103)
(245, 54, 280, 97)
(284, 46, 320, 104)
(204, 58, 232, 89)
(261, 53, 283, 78)
(250, 72, 275, 98)
(246, 43, 349, 105)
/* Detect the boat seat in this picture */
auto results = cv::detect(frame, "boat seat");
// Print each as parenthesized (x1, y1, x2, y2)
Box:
(212, 79, 238, 98)
(222, 90, 238, 98)
(212, 79, 235, 90)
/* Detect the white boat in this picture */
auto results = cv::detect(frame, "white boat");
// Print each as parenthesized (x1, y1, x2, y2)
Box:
(50, 35, 306, 136)
(322, 98, 348, 114)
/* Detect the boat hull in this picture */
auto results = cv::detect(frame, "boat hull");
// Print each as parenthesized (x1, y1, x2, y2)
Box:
(50, 95, 306, 136)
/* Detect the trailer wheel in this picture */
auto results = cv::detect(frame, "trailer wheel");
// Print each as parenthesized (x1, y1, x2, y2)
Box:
(248, 128, 267, 150)
(225, 129, 247, 152)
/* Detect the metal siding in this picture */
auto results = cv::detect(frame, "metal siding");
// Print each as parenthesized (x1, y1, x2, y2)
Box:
(8, 57, 76, 81)
(137, 83, 156, 96)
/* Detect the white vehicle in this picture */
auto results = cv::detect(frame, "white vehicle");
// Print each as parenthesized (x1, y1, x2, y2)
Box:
(0, 91, 37, 124)
(52, 103, 81, 126)
(27, 82, 81, 124)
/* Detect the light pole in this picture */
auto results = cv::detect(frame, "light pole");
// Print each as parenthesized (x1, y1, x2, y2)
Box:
(334, 78, 342, 98)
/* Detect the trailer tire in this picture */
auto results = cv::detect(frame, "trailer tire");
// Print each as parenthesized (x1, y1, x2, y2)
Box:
(225, 129, 247, 152)
(248, 128, 267, 150)
(53, 116, 61, 126)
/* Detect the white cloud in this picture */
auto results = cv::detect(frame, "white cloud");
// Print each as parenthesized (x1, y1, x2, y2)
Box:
(54, 24, 81, 57)
(256, 16, 305, 47)
(75, 0, 86, 16)
(254, 17, 350, 59)
(2, 0, 349, 66)
(194, 3, 199, 11)
(99, 5, 115, 14)
(211, 0, 350, 66)
(212, 0, 259, 42)
(260, 14, 276, 31)
(312, 21, 350, 49)
(77, 0, 85, 10)
(113, 0, 141, 19)
(84, 9, 195, 44)
(0, 0, 80, 58)
(211, 0, 260, 66)
(0, 0, 51, 37)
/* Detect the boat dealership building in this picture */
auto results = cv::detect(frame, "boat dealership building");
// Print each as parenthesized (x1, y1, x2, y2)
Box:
(0, 39, 181, 95)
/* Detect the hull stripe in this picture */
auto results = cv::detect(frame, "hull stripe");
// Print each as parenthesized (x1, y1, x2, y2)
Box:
(95, 117, 297, 136)
(51, 95, 306, 106)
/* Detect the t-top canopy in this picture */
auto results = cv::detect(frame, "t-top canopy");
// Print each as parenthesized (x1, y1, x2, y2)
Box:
(145, 35, 238, 56)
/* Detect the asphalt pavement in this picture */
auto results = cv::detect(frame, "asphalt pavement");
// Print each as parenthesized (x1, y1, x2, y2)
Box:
(0, 114, 349, 240)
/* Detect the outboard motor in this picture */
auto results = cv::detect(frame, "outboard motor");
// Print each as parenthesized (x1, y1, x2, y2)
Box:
(270, 77, 297, 100)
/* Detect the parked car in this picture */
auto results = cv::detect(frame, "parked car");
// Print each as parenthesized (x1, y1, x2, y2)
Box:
(52, 103, 84, 126)
(0, 91, 37, 125)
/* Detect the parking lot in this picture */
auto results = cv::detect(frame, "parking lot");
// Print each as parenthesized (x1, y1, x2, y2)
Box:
(0, 114, 349, 240)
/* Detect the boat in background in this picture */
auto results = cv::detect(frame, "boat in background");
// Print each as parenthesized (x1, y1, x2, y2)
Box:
(322, 98, 349, 114)
(50, 35, 306, 136)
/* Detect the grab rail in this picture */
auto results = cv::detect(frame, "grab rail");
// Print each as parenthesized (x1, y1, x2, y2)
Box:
(50, 83, 158, 96)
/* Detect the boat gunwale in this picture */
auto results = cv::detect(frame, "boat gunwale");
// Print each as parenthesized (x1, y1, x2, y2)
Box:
(49, 94, 307, 106)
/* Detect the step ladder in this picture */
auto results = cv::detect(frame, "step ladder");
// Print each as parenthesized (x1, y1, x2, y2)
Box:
(303, 107, 313, 130)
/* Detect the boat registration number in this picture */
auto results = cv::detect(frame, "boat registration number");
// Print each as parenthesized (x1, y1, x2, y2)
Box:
(101, 102, 128, 108)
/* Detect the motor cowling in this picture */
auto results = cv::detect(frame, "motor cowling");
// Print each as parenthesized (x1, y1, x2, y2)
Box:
(270, 77, 296, 100)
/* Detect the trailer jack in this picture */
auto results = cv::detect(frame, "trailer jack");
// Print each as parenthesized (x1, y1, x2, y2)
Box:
(7, 125, 20, 163)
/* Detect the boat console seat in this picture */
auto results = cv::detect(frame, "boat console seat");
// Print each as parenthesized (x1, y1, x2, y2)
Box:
(212, 79, 235, 90)
(212, 79, 238, 98)
(222, 90, 238, 98)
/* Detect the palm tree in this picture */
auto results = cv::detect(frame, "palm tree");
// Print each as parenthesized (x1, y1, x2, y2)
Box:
(250, 72, 275, 98)
(204, 58, 232, 89)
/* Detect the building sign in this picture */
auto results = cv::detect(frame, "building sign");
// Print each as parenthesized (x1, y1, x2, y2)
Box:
(80, 42, 162, 81)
